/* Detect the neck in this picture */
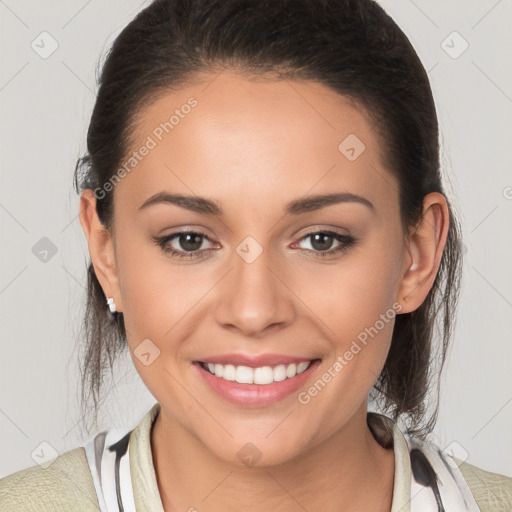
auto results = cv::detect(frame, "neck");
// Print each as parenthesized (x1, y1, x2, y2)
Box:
(151, 405, 395, 512)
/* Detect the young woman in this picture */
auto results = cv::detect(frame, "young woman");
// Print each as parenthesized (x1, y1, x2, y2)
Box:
(1, 0, 511, 510)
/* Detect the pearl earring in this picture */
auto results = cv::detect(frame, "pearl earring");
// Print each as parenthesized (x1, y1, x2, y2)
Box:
(106, 297, 117, 314)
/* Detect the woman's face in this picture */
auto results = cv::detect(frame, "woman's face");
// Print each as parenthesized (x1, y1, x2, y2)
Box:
(103, 71, 412, 465)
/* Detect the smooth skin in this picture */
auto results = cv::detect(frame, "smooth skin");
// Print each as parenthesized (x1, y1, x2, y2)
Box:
(79, 70, 449, 511)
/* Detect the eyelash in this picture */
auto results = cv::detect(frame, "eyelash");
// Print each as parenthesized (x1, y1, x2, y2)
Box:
(152, 229, 357, 260)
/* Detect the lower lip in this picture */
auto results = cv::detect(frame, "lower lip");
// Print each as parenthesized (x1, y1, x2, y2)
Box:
(193, 360, 321, 407)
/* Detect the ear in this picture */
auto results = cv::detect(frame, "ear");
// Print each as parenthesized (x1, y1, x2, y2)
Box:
(396, 192, 450, 314)
(78, 189, 123, 312)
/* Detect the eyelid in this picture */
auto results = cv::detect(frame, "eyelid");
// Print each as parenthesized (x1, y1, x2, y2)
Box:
(156, 225, 216, 238)
(295, 225, 351, 238)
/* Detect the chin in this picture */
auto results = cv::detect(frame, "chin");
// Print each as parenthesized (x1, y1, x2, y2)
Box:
(196, 424, 306, 468)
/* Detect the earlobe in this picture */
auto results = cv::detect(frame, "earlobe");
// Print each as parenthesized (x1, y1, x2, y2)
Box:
(396, 192, 450, 314)
(78, 189, 123, 312)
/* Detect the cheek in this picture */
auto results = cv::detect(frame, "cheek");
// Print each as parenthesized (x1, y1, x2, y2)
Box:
(297, 266, 398, 420)
(298, 243, 401, 335)
(296, 241, 402, 391)
(115, 242, 191, 400)
(115, 232, 182, 342)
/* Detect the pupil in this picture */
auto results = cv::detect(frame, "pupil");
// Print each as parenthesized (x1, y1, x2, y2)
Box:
(311, 233, 332, 251)
(180, 233, 202, 251)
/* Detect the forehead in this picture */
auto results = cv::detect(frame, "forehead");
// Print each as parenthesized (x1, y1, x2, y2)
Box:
(116, 70, 397, 216)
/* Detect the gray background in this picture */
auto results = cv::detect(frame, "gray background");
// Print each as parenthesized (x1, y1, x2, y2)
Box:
(1, 0, 511, 479)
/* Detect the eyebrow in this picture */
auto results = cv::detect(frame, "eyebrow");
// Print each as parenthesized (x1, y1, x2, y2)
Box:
(138, 191, 375, 216)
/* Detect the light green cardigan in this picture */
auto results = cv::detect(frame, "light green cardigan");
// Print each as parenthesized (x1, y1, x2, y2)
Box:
(1, 403, 511, 511)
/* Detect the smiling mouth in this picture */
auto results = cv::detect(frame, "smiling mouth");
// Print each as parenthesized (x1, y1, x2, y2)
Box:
(197, 359, 321, 385)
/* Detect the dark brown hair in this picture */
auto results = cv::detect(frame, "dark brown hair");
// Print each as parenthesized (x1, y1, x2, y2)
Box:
(74, 0, 463, 437)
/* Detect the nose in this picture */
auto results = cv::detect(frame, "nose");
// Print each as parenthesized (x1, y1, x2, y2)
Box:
(213, 244, 296, 339)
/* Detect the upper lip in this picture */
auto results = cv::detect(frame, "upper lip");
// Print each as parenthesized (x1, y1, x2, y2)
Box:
(195, 353, 319, 368)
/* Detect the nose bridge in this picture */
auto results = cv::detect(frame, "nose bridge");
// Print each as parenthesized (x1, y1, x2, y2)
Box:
(213, 235, 295, 337)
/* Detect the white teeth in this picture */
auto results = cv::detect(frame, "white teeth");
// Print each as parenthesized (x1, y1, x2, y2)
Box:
(297, 361, 310, 374)
(286, 363, 297, 378)
(235, 365, 254, 384)
(223, 364, 236, 381)
(202, 360, 313, 385)
(254, 366, 274, 385)
(214, 363, 224, 377)
(273, 364, 287, 382)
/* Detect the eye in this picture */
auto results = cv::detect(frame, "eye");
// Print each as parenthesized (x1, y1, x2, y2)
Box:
(153, 231, 217, 260)
(292, 230, 356, 258)
(152, 229, 356, 260)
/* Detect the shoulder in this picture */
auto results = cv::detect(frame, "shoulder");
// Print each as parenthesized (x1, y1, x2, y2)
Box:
(457, 459, 512, 512)
(0, 446, 100, 511)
